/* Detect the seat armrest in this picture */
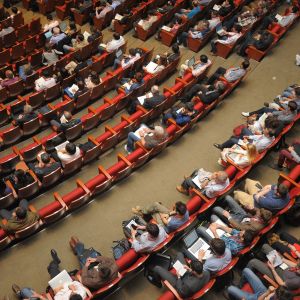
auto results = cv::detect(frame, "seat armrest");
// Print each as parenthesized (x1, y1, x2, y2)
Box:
(190, 188, 210, 203)
(98, 165, 112, 180)
(163, 280, 183, 300)
(76, 179, 91, 195)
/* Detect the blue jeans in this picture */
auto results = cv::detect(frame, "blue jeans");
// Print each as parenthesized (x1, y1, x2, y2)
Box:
(126, 132, 141, 152)
(20, 288, 34, 298)
(75, 242, 99, 269)
(228, 268, 267, 300)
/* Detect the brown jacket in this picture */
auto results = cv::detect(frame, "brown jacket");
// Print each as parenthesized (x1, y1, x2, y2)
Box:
(229, 217, 265, 233)
(2, 211, 39, 233)
(82, 256, 118, 290)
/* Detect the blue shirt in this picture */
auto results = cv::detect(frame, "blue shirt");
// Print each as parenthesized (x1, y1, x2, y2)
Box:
(254, 184, 290, 211)
(187, 6, 201, 19)
(220, 229, 244, 255)
(165, 210, 189, 233)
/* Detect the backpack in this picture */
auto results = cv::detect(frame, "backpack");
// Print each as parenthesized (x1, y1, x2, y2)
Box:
(112, 239, 131, 260)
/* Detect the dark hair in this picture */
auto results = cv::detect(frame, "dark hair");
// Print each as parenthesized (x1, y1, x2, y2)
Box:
(292, 6, 299, 13)
(210, 238, 225, 256)
(69, 21, 77, 30)
(15, 206, 27, 219)
(15, 169, 26, 181)
(234, 24, 242, 33)
(295, 87, 300, 96)
(90, 71, 100, 85)
(41, 153, 50, 164)
(45, 43, 52, 51)
(288, 101, 297, 111)
(129, 48, 136, 56)
(135, 72, 143, 82)
(65, 143, 76, 155)
(146, 223, 159, 238)
(69, 295, 83, 300)
(175, 201, 187, 216)
(260, 208, 272, 223)
(190, 260, 203, 275)
(11, 7, 18, 14)
(77, 81, 85, 90)
(172, 43, 180, 54)
(74, 53, 82, 63)
(42, 69, 50, 78)
(243, 230, 254, 246)
(242, 59, 250, 69)
(99, 267, 111, 279)
(0, 179, 7, 194)
(113, 33, 120, 40)
(200, 55, 208, 63)
(77, 34, 84, 42)
(274, 286, 294, 300)
(277, 183, 288, 198)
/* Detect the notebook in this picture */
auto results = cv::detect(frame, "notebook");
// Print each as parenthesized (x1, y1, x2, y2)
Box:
(216, 23, 226, 36)
(173, 260, 187, 277)
(187, 56, 195, 68)
(48, 270, 72, 289)
(205, 218, 227, 238)
(213, 4, 221, 11)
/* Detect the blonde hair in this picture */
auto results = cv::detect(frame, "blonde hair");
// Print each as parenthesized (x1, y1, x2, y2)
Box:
(246, 144, 258, 164)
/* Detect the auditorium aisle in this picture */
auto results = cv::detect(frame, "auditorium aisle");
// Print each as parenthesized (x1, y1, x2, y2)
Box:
(0, 4, 299, 299)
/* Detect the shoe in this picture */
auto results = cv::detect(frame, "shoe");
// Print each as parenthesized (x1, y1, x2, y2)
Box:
(263, 102, 269, 107)
(176, 185, 189, 195)
(241, 112, 249, 117)
(124, 145, 132, 154)
(50, 249, 61, 264)
(213, 143, 222, 150)
(12, 284, 21, 296)
(268, 162, 283, 171)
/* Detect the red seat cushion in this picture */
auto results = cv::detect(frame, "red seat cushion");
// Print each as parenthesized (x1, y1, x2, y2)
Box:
(115, 249, 140, 271)
(63, 188, 86, 205)
(38, 201, 63, 218)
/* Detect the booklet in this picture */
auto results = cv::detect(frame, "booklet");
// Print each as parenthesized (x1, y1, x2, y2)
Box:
(83, 31, 91, 41)
(267, 250, 282, 268)
(275, 14, 283, 22)
(137, 93, 153, 105)
(213, 4, 221, 11)
(206, 218, 227, 238)
(145, 61, 158, 73)
(115, 13, 123, 21)
(162, 25, 172, 32)
(69, 84, 79, 96)
(173, 260, 187, 277)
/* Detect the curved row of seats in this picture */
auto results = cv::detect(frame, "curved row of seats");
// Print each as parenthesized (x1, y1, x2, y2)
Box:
(0, 61, 245, 248)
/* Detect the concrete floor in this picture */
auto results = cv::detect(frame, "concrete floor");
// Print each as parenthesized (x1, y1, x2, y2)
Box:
(0, 3, 299, 299)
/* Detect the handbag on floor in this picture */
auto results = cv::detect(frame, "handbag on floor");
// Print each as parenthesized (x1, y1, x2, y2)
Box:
(112, 239, 131, 260)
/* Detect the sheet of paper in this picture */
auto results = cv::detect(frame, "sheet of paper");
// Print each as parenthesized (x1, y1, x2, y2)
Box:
(115, 13, 123, 21)
(213, 4, 220, 10)
(173, 260, 187, 277)
(162, 25, 171, 32)
(134, 124, 149, 139)
(266, 250, 282, 268)
(126, 219, 139, 230)
(83, 31, 91, 41)
(138, 93, 153, 105)
(145, 61, 158, 73)
(205, 218, 227, 238)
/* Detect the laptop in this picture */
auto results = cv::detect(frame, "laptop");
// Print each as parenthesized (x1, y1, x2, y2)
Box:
(59, 21, 67, 32)
(187, 56, 195, 68)
(183, 229, 210, 258)
(48, 270, 72, 289)
(44, 30, 52, 39)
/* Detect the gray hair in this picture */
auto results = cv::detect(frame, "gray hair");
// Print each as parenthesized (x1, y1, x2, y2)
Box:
(154, 126, 165, 137)
(151, 85, 159, 94)
(216, 171, 228, 183)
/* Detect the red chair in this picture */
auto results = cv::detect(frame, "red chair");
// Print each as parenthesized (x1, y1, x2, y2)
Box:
(0, 193, 16, 209)
(63, 156, 83, 176)
(7, 80, 24, 98)
(22, 117, 41, 136)
(82, 136, 101, 164)
(86, 166, 113, 195)
(99, 126, 119, 153)
(0, 49, 10, 67)
(81, 111, 100, 132)
(1, 126, 22, 145)
(40, 167, 63, 188)
(0, 104, 9, 125)
(38, 197, 67, 224)
(29, 18, 41, 35)
(64, 122, 83, 141)
(11, 43, 25, 61)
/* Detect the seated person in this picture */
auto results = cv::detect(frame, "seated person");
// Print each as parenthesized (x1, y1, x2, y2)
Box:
(176, 169, 229, 197)
(46, 249, 87, 299)
(135, 10, 159, 32)
(212, 195, 272, 233)
(226, 268, 289, 300)
(30, 153, 61, 181)
(130, 222, 167, 253)
(214, 127, 275, 153)
(50, 111, 82, 132)
(94, 1, 113, 20)
(98, 33, 125, 54)
(219, 144, 258, 168)
(247, 243, 300, 292)
(125, 125, 168, 153)
(71, 0, 92, 15)
(0, 23, 14, 38)
(153, 252, 210, 298)
(165, 43, 181, 63)
(127, 85, 165, 114)
(179, 54, 212, 77)
(69, 236, 118, 290)
(200, 215, 255, 255)
(208, 59, 250, 83)
(85, 71, 102, 89)
(11, 285, 45, 300)
(87, 25, 102, 43)
(19, 63, 34, 81)
(177, 20, 210, 47)
(0, 70, 19, 88)
(65, 54, 88, 75)
(0, 178, 13, 198)
(193, 80, 226, 104)
(8, 169, 34, 192)
(42, 43, 63, 65)
(65, 81, 89, 100)
(269, 139, 300, 170)
(210, 24, 243, 54)
(143, 55, 167, 75)
(208, 11, 221, 30)
(49, 27, 67, 46)
(35, 69, 57, 91)
(120, 72, 145, 94)
(110, 8, 133, 31)
(12, 104, 37, 128)
(183, 237, 232, 274)
(156, 17, 183, 41)
(132, 201, 189, 233)
(54, 142, 82, 167)
(238, 30, 274, 56)
(63, 33, 88, 52)
(233, 178, 290, 211)
(223, 8, 257, 31)
(218, 0, 235, 17)
(175, 1, 202, 20)
(162, 102, 197, 126)
(0, 199, 39, 233)
(113, 48, 141, 70)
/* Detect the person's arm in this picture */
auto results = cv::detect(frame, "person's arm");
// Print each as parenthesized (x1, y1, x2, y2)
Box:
(258, 286, 276, 300)
(288, 244, 300, 258)
(159, 213, 169, 225)
(254, 185, 272, 202)
(267, 261, 286, 286)
(289, 146, 300, 163)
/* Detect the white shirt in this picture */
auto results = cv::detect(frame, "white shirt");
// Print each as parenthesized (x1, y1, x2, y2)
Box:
(121, 53, 140, 68)
(278, 13, 297, 27)
(247, 134, 274, 152)
(217, 32, 242, 45)
(192, 60, 212, 77)
(106, 36, 125, 52)
(208, 17, 221, 29)
(58, 147, 81, 166)
(35, 77, 56, 91)
(54, 281, 86, 300)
